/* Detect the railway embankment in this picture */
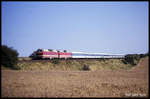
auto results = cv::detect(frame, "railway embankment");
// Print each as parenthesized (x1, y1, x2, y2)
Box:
(2, 58, 136, 71)
(2, 55, 148, 71)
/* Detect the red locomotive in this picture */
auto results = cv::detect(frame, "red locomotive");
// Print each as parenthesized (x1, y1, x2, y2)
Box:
(30, 49, 72, 59)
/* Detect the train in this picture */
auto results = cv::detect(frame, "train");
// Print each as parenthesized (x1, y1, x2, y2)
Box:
(30, 49, 125, 60)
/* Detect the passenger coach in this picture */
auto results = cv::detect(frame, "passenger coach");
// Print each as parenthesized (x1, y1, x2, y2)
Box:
(30, 49, 125, 59)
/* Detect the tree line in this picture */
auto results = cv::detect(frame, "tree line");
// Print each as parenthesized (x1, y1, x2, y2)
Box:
(122, 53, 149, 65)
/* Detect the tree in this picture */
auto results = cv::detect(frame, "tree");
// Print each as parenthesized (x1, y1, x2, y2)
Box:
(1, 45, 19, 69)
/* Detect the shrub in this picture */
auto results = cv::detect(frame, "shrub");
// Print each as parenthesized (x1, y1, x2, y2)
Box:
(82, 64, 90, 71)
(2, 45, 19, 69)
(123, 54, 141, 66)
(139, 54, 145, 58)
(140, 52, 149, 58)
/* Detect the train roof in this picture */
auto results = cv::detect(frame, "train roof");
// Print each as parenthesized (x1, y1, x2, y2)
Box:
(36, 49, 125, 56)
(71, 52, 125, 56)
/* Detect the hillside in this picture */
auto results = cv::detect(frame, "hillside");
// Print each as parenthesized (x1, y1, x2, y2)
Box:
(15, 58, 134, 71)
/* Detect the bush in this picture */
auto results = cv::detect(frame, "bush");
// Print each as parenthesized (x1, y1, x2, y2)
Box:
(139, 54, 145, 58)
(140, 52, 149, 58)
(2, 45, 19, 69)
(82, 64, 90, 71)
(123, 54, 141, 66)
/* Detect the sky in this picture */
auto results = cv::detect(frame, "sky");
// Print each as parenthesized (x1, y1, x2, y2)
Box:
(2, 1, 149, 57)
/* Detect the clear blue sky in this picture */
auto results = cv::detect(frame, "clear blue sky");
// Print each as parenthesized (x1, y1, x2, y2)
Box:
(2, 2, 149, 57)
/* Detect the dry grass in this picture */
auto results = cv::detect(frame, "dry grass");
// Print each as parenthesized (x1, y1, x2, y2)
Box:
(16, 59, 134, 71)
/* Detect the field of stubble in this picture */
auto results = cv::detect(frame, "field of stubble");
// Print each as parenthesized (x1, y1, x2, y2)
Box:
(2, 57, 149, 97)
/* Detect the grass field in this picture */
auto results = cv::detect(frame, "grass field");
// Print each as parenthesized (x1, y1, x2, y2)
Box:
(1, 57, 149, 97)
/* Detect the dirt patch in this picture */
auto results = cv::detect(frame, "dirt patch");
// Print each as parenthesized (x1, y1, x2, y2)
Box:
(1, 57, 149, 97)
